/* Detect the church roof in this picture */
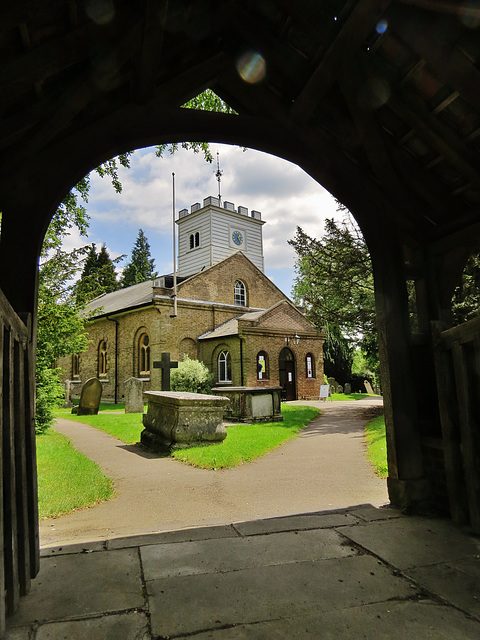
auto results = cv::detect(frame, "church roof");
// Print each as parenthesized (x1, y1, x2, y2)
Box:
(85, 280, 154, 317)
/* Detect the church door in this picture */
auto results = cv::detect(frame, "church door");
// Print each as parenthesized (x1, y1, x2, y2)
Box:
(279, 347, 296, 401)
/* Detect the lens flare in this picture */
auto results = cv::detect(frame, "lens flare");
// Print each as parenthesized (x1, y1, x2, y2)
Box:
(376, 19, 388, 34)
(236, 51, 266, 84)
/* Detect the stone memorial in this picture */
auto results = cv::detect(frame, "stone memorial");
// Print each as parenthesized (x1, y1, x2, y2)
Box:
(124, 377, 144, 413)
(142, 391, 230, 451)
(344, 382, 352, 395)
(364, 380, 375, 395)
(62, 380, 73, 408)
(212, 386, 283, 422)
(71, 377, 102, 415)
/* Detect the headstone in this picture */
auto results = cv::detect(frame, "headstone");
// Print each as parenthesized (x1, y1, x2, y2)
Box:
(344, 382, 352, 395)
(124, 377, 144, 413)
(62, 380, 73, 408)
(337, 384, 343, 393)
(327, 377, 340, 393)
(72, 377, 102, 415)
(152, 352, 178, 391)
(364, 380, 374, 395)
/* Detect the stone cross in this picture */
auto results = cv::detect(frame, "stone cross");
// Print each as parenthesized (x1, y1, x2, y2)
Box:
(153, 352, 178, 391)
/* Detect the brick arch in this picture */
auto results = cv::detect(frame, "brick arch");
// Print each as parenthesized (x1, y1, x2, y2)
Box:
(179, 337, 197, 360)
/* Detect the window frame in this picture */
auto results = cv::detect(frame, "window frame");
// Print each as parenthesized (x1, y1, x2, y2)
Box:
(234, 279, 246, 306)
(218, 350, 232, 383)
(138, 333, 151, 376)
(257, 350, 269, 380)
(98, 340, 107, 377)
(305, 352, 315, 379)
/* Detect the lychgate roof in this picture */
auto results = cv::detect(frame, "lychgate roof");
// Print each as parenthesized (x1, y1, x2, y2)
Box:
(1, 1, 480, 255)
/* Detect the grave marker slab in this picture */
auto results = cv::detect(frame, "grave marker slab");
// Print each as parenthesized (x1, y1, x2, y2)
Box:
(72, 377, 102, 415)
(124, 377, 144, 413)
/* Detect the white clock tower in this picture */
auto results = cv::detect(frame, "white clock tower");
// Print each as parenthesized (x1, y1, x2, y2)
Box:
(176, 196, 265, 277)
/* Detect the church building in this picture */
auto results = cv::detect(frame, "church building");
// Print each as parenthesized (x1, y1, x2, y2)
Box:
(61, 196, 325, 402)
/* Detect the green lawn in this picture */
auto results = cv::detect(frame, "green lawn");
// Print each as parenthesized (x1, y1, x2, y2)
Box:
(365, 415, 388, 478)
(55, 404, 320, 468)
(36, 430, 114, 519)
(172, 405, 320, 469)
(55, 407, 144, 444)
(330, 392, 374, 401)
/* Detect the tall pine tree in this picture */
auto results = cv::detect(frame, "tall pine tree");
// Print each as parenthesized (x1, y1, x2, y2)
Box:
(75, 243, 119, 304)
(121, 229, 157, 287)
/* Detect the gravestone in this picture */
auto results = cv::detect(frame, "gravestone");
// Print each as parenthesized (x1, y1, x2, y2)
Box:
(153, 352, 178, 391)
(72, 377, 102, 415)
(364, 380, 374, 395)
(124, 377, 144, 413)
(344, 382, 352, 395)
(62, 380, 73, 408)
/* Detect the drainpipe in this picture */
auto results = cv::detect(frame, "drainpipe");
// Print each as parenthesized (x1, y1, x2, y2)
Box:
(107, 316, 119, 404)
(239, 336, 245, 386)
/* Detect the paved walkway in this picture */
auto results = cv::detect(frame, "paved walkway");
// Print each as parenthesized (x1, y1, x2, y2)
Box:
(6, 399, 480, 638)
(39, 398, 388, 546)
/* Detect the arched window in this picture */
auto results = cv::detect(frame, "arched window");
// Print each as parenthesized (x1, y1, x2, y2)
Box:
(98, 340, 107, 377)
(257, 351, 268, 380)
(234, 280, 246, 306)
(139, 333, 151, 375)
(305, 353, 315, 378)
(189, 232, 200, 249)
(72, 354, 80, 377)
(218, 350, 232, 382)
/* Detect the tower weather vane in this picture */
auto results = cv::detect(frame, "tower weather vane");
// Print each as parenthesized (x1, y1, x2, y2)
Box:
(215, 151, 223, 205)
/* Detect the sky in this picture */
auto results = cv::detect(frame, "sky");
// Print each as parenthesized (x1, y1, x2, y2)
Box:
(64, 143, 342, 297)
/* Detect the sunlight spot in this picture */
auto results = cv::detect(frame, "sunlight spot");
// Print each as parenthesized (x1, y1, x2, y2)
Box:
(236, 51, 266, 84)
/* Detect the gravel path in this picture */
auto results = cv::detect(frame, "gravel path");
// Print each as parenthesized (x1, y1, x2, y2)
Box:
(39, 398, 388, 546)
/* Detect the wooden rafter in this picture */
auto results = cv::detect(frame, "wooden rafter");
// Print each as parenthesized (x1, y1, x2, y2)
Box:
(290, 0, 392, 121)
(133, 0, 169, 103)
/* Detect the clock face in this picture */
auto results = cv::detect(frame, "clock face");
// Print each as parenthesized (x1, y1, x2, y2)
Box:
(232, 230, 243, 246)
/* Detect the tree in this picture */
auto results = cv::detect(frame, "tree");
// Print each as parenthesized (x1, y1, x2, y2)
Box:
(288, 212, 379, 383)
(451, 252, 480, 325)
(121, 229, 157, 287)
(75, 243, 120, 304)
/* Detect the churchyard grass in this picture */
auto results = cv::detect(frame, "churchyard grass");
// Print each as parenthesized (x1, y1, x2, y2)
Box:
(55, 407, 143, 443)
(365, 415, 388, 478)
(171, 405, 321, 469)
(331, 392, 377, 401)
(36, 430, 114, 518)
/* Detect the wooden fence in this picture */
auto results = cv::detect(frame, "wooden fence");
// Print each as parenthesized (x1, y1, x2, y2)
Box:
(0, 287, 39, 636)
(432, 317, 480, 534)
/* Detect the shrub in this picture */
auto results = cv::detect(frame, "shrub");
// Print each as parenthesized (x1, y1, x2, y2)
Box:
(35, 367, 65, 434)
(171, 356, 213, 394)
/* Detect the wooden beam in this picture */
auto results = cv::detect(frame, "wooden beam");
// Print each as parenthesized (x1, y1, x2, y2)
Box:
(290, 0, 391, 121)
(389, 5, 480, 111)
(133, 0, 169, 103)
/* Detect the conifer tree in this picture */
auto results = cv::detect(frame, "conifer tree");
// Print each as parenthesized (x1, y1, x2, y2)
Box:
(75, 243, 119, 304)
(121, 229, 157, 287)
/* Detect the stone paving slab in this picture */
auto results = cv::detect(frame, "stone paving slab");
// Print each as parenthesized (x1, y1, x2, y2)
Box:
(35, 612, 150, 640)
(233, 510, 358, 536)
(340, 516, 480, 569)
(7, 549, 144, 628)
(141, 528, 356, 580)
(349, 504, 405, 522)
(176, 600, 480, 639)
(408, 556, 480, 618)
(147, 554, 417, 638)
(107, 523, 238, 550)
